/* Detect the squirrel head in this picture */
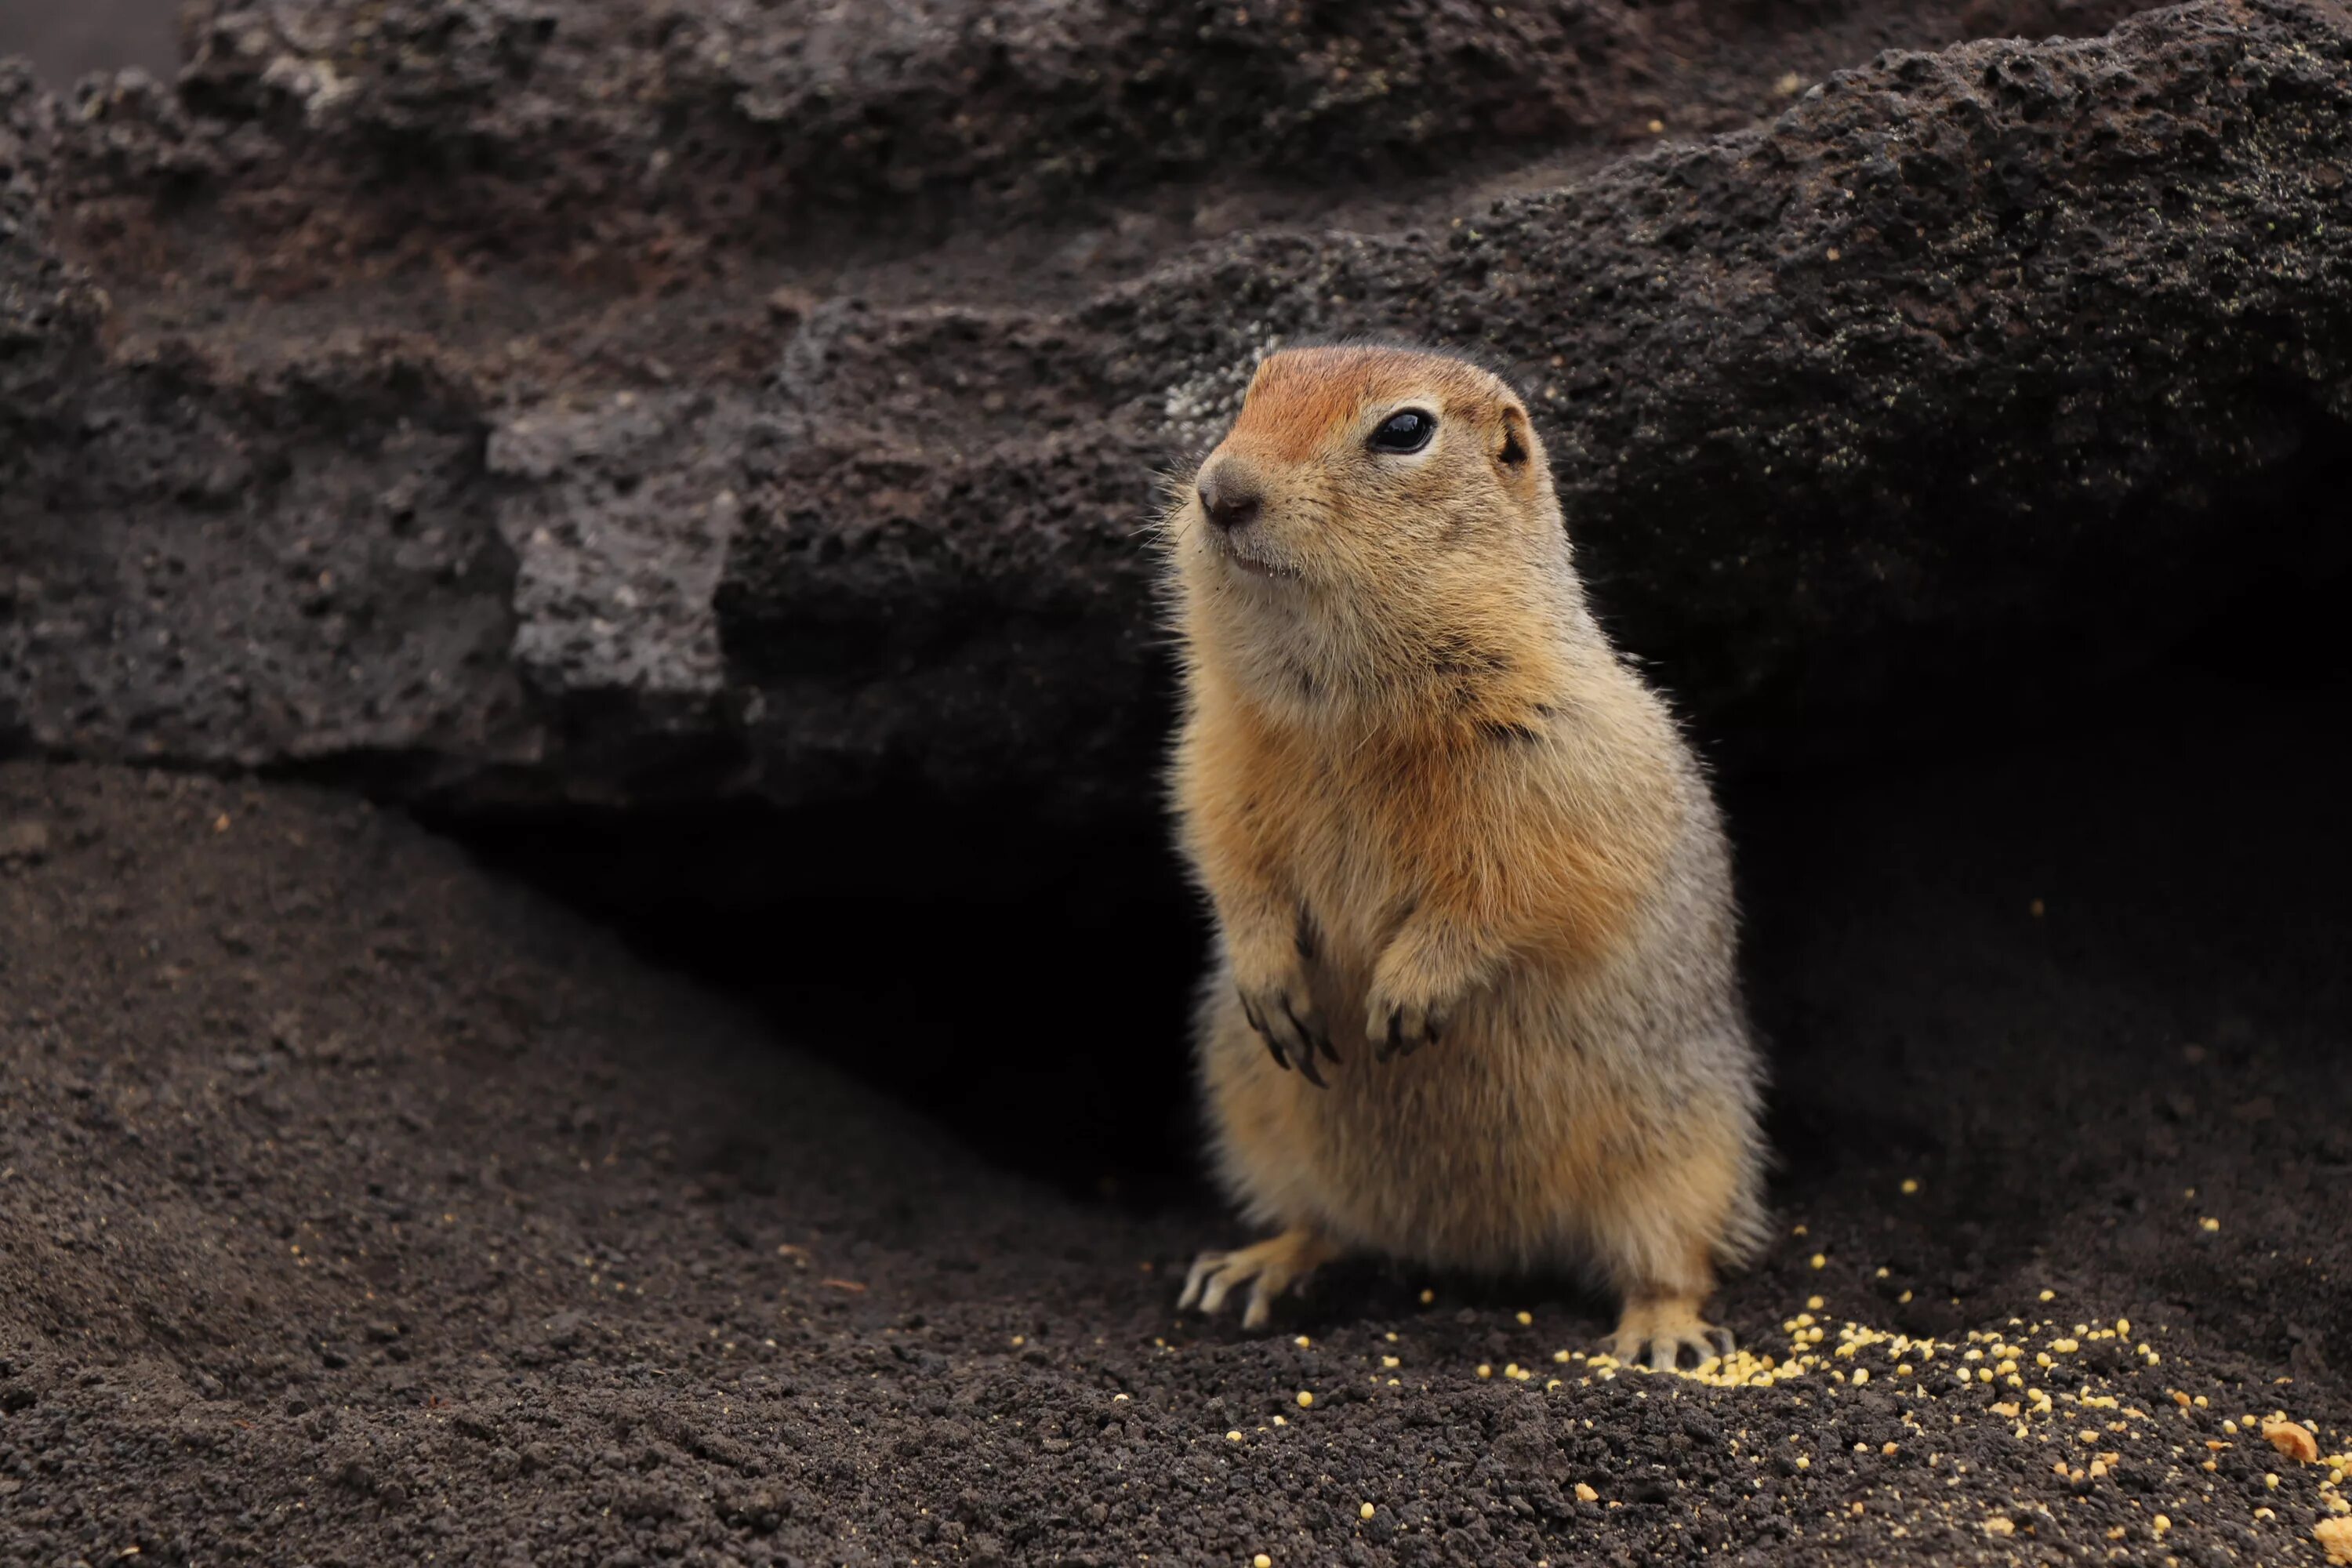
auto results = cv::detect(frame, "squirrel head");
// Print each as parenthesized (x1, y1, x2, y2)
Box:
(1168, 343, 1584, 723)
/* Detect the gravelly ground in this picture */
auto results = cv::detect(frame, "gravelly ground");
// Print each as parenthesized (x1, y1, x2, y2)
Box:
(1, 672, 2345, 1567)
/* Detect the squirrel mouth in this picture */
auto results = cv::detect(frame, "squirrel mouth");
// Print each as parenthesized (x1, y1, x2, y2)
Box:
(1212, 536, 1298, 581)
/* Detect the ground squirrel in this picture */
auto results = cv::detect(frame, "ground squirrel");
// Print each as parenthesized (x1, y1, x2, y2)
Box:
(1163, 344, 1768, 1367)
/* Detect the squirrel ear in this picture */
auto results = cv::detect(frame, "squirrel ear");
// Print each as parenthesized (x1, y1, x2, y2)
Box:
(1494, 405, 1532, 471)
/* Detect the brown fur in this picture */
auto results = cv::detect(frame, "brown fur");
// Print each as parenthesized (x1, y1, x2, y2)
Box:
(1163, 346, 1769, 1363)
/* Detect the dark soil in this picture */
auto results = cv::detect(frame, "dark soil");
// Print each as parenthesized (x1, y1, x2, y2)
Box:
(2, 655, 2347, 1568)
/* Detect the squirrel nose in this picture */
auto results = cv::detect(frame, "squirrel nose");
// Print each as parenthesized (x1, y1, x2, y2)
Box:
(1197, 466, 1263, 532)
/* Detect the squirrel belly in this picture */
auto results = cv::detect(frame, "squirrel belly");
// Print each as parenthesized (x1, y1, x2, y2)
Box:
(1165, 344, 1768, 1364)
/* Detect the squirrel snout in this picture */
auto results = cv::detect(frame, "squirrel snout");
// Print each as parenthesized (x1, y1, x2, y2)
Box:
(1196, 463, 1264, 532)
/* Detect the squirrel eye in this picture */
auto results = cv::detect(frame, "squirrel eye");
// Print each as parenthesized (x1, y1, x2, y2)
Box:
(1368, 409, 1436, 455)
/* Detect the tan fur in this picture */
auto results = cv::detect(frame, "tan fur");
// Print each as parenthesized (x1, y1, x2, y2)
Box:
(1162, 345, 1769, 1367)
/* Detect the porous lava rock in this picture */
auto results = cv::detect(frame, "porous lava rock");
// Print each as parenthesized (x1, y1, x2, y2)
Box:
(2, 0, 2347, 840)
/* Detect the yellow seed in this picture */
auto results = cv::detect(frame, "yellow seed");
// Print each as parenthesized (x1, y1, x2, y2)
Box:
(2154, 1515, 2171, 1534)
(1806, 1295, 1824, 1311)
(1294, 1335, 1311, 1348)
(1575, 1482, 1599, 1502)
(1552, 1349, 1570, 1363)
(1359, 1503, 1375, 1520)
(1853, 1369, 1870, 1385)
(1809, 1253, 1827, 1270)
(1255, 1556, 1272, 1568)
(2038, 1289, 2054, 1301)
(1900, 1178, 1919, 1195)
(1476, 1364, 1493, 1379)
(2117, 1319, 2131, 1335)
(2200, 1217, 2221, 1232)
(1295, 1390, 1313, 1408)
(1882, 1442, 1899, 1456)
(1515, 1311, 1533, 1326)
(1419, 1289, 1435, 1305)
(1381, 1356, 1400, 1369)
(1226, 1430, 1243, 1442)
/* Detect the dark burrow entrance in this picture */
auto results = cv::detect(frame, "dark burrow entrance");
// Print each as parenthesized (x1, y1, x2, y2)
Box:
(441, 559, 2352, 1221)
(444, 789, 1218, 1203)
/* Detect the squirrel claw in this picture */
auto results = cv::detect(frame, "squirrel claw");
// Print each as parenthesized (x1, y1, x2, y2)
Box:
(1610, 1298, 1733, 1373)
(1374, 1004, 1443, 1062)
(1238, 993, 1290, 1073)
(1178, 1229, 1337, 1330)
(1240, 983, 1331, 1085)
(1280, 999, 1330, 1087)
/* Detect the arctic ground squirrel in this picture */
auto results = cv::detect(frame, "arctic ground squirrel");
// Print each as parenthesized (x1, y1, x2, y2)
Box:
(1164, 343, 1768, 1368)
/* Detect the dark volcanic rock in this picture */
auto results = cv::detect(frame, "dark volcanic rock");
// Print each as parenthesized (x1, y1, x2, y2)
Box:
(2, 0, 2348, 841)
(732, 0, 2352, 811)
(0, 64, 103, 449)
(145, 0, 1675, 250)
(1, 332, 532, 780)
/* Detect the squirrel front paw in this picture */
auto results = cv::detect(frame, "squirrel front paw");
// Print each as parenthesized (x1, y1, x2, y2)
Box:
(1236, 966, 1338, 1087)
(1366, 940, 1472, 1060)
(1366, 986, 1451, 1060)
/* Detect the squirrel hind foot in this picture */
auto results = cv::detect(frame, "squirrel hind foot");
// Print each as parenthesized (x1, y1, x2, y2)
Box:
(1178, 1228, 1337, 1332)
(1610, 1298, 1735, 1374)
